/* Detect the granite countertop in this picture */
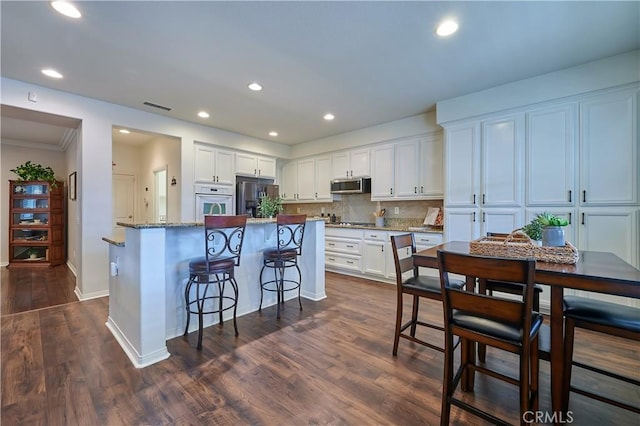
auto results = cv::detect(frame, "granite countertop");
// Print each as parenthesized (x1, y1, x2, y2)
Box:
(114, 216, 327, 230)
(325, 223, 443, 233)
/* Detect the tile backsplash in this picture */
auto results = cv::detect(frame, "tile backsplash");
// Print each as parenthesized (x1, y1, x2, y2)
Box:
(282, 194, 443, 226)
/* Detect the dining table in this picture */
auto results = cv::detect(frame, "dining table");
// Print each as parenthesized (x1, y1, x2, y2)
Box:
(413, 241, 640, 422)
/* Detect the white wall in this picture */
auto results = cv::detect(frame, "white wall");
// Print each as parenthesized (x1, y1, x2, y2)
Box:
(64, 136, 79, 274)
(138, 136, 181, 223)
(0, 143, 67, 266)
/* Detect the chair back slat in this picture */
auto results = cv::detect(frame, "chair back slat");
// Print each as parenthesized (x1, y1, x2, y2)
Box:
(438, 250, 537, 335)
(203, 214, 248, 269)
(391, 234, 417, 284)
(276, 214, 307, 255)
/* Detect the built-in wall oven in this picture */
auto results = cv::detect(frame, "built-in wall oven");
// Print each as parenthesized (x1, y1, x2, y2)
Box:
(194, 185, 234, 221)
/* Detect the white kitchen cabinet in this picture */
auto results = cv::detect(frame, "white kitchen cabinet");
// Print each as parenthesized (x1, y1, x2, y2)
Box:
(580, 88, 638, 206)
(419, 136, 444, 199)
(281, 161, 297, 202)
(325, 228, 364, 273)
(314, 155, 333, 200)
(414, 232, 443, 278)
(445, 123, 480, 207)
(331, 148, 370, 179)
(371, 144, 395, 198)
(526, 103, 577, 206)
(394, 140, 420, 198)
(480, 208, 523, 235)
(296, 158, 315, 200)
(235, 152, 277, 179)
(363, 230, 387, 277)
(194, 144, 234, 185)
(444, 208, 481, 242)
(481, 114, 524, 207)
(578, 208, 638, 268)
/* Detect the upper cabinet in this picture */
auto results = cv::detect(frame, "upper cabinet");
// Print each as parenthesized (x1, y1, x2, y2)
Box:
(331, 148, 370, 179)
(526, 103, 577, 206)
(371, 136, 444, 201)
(235, 152, 277, 179)
(194, 144, 234, 185)
(580, 88, 638, 206)
(444, 123, 481, 207)
(282, 155, 333, 203)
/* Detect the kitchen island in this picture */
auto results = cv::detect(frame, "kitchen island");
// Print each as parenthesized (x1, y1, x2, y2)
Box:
(102, 218, 326, 368)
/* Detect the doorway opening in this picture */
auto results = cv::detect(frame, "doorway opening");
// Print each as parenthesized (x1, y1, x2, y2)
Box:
(154, 166, 168, 223)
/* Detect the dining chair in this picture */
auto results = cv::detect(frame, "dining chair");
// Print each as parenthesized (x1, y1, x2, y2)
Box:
(390, 234, 463, 356)
(562, 296, 640, 413)
(183, 214, 248, 350)
(437, 250, 542, 426)
(259, 214, 306, 319)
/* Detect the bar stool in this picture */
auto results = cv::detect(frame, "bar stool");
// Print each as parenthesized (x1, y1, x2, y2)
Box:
(259, 214, 306, 319)
(562, 296, 640, 413)
(184, 214, 247, 350)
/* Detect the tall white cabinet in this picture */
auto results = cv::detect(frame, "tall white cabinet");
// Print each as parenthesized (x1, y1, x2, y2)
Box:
(442, 84, 639, 308)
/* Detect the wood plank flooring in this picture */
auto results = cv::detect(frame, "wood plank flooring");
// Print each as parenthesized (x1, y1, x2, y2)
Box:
(1, 270, 638, 425)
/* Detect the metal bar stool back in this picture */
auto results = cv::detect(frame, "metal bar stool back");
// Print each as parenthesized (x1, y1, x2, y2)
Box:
(184, 214, 248, 350)
(259, 214, 306, 319)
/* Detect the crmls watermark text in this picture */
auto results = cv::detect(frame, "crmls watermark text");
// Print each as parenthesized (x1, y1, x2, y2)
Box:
(523, 411, 574, 424)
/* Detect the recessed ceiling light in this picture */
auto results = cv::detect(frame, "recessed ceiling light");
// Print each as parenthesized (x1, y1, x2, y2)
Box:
(41, 68, 63, 79)
(268, 131, 278, 137)
(50, 1, 81, 18)
(324, 113, 335, 121)
(197, 111, 210, 118)
(248, 82, 263, 91)
(436, 20, 458, 37)
(119, 129, 130, 134)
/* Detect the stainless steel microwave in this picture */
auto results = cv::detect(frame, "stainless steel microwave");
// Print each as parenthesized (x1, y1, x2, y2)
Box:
(330, 177, 372, 194)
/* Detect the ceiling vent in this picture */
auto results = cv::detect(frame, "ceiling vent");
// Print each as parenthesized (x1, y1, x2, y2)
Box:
(143, 101, 172, 111)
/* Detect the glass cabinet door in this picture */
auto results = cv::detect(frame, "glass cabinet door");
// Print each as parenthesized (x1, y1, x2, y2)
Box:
(12, 183, 49, 195)
(11, 229, 49, 242)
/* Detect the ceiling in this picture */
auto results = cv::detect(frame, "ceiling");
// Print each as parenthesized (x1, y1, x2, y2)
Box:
(1, 1, 639, 146)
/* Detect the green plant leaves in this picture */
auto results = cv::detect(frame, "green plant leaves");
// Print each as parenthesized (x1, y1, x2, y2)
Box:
(10, 161, 57, 187)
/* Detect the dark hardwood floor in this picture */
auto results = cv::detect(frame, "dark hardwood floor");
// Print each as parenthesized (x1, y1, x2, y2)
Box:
(1, 265, 78, 315)
(1, 270, 638, 425)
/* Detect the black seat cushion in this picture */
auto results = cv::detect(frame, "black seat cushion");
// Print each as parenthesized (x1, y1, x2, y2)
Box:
(263, 247, 298, 261)
(564, 296, 640, 333)
(403, 275, 464, 294)
(189, 256, 235, 274)
(452, 311, 544, 343)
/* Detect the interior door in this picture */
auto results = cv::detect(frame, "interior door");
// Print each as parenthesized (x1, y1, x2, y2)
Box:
(113, 173, 135, 231)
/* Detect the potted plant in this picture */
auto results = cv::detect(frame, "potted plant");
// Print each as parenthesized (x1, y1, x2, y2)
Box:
(536, 212, 569, 247)
(521, 218, 543, 245)
(10, 161, 58, 188)
(257, 195, 283, 218)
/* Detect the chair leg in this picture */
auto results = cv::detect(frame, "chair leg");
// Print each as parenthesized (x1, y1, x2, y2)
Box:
(519, 344, 531, 425)
(183, 276, 194, 336)
(217, 274, 224, 326)
(231, 277, 239, 336)
(563, 317, 576, 412)
(410, 296, 419, 337)
(393, 292, 403, 356)
(440, 331, 454, 426)
(295, 263, 303, 311)
(531, 335, 540, 412)
(196, 282, 206, 350)
(259, 264, 266, 312)
(274, 264, 282, 319)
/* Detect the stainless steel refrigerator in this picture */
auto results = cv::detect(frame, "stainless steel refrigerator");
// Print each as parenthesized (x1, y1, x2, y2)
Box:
(236, 180, 279, 218)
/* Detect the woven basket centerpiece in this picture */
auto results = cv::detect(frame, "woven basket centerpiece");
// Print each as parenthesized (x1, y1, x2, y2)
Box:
(470, 230, 579, 264)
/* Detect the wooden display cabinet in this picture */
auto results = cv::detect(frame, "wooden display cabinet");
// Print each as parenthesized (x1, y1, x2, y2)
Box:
(8, 180, 65, 267)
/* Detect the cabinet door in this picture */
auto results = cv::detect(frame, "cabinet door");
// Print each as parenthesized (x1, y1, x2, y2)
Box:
(480, 208, 523, 235)
(578, 208, 638, 268)
(350, 148, 371, 177)
(444, 208, 480, 242)
(364, 240, 386, 276)
(371, 144, 395, 198)
(214, 149, 234, 185)
(297, 159, 315, 200)
(580, 89, 638, 205)
(235, 152, 258, 176)
(394, 140, 420, 197)
(314, 156, 332, 200)
(281, 161, 298, 202)
(419, 136, 443, 198)
(445, 123, 480, 207)
(526, 104, 576, 206)
(257, 156, 276, 178)
(331, 152, 350, 179)
(481, 114, 524, 207)
(194, 145, 215, 183)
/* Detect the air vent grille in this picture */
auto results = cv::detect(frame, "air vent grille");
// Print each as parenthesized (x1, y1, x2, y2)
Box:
(143, 101, 172, 111)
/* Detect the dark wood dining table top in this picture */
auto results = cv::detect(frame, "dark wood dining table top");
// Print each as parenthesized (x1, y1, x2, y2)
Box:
(413, 241, 640, 296)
